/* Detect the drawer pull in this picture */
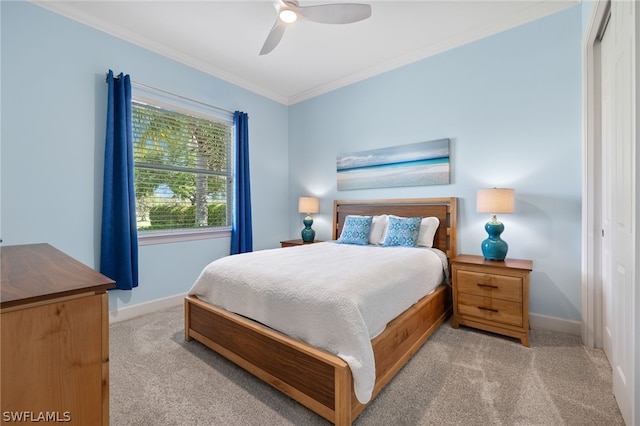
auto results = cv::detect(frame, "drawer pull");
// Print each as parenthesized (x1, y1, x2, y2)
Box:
(476, 283, 499, 289)
(477, 306, 499, 313)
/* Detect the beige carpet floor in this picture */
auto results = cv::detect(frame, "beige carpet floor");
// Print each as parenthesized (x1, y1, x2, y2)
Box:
(110, 306, 624, 425)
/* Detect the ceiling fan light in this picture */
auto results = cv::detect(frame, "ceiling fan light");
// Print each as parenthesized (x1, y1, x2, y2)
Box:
(279, 9, 297, 23)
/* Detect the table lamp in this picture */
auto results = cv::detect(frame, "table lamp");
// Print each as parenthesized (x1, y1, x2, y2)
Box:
(476, 188, 515, 261)
(298, 196, 319, 242)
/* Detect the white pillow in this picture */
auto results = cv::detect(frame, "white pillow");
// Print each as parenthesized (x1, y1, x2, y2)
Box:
(369, 215, 388, 245)
(417, 217, 440, 248)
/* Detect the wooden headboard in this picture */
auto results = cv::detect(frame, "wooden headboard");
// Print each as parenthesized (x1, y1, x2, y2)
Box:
(333, 197, 458, 260)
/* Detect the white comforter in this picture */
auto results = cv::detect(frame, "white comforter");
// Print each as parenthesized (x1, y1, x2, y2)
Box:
(188, 241, 447, 403)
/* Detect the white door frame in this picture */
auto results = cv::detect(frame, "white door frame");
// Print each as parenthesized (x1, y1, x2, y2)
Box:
(582, 0, 609, 349)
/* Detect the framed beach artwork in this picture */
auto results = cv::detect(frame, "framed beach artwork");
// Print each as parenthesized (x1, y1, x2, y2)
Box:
(336, 138, 450, 190)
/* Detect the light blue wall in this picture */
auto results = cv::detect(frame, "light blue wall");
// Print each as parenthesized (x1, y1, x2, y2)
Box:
(288, 6, 582, 321)
(0, 2, 289, 311)
(2, 2, 583, 322)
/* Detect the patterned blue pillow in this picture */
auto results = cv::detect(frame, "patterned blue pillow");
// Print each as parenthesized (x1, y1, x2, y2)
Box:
(337, 215, 373, 245)
(382, 216, 422, 247)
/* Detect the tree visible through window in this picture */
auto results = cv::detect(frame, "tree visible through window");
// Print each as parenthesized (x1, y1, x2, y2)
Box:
(132, 100, 233, 232)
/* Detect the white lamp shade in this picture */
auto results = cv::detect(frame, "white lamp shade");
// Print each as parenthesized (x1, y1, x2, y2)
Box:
(298, 197, 319, 214)
(477, 188, 515, 214)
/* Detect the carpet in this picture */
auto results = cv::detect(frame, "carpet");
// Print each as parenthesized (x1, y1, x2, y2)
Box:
(110, 306, 624, 425)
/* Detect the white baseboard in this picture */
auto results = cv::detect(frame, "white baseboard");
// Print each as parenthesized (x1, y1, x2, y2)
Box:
(109, 293, 186, 324)
(529, 312, 581, 336)
(108, 295, 582, 337)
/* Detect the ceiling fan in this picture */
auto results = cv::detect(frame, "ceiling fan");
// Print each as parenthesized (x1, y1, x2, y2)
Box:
(260, 0, 372, 55)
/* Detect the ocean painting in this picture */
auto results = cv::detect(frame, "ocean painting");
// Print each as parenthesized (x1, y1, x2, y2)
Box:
(337, 139, 450, 190)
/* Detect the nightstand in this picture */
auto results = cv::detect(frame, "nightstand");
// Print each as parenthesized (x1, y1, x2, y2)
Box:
(280, 239, 322, 248)
(451, 254, 533, 347)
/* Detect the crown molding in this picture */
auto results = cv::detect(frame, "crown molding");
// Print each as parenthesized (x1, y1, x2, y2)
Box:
(31, 1, 578, 106)
(30, 1, 289, 104)
(288, 1, 578, 104)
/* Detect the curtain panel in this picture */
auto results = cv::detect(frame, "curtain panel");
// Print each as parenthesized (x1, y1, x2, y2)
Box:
(231, 111, 253, 254)
(100, 70, 139, 290)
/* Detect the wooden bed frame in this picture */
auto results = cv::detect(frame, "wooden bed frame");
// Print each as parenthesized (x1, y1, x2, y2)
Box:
(184, 197, 457, 425)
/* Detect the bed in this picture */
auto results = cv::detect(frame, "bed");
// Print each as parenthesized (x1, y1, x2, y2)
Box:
(184, 197, 457, 425)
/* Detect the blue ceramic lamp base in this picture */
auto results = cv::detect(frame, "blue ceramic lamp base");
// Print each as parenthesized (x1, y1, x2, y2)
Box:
(301, 216, 315, 242)
(481, 217, 508, 261)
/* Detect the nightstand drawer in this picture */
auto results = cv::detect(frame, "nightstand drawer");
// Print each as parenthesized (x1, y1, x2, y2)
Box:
(456, 270, 523, 302)
(458, 293, 523, 327)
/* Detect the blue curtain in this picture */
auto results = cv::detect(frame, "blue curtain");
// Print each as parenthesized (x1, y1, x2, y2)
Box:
(100, 70, 138, 290)
(231, 111, 253, 254)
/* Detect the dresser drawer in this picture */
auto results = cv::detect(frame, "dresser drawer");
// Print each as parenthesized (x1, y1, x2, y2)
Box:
(456, 270, 523, 302)
(457, 292, 523, 327)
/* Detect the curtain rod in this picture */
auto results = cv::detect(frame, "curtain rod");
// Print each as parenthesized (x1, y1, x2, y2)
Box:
(105, 73, 234, 116)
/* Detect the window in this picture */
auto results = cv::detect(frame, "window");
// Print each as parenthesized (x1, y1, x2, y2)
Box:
(132, 99, 233, 244)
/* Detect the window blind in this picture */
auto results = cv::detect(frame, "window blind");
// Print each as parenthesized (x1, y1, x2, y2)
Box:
(131, 100, 233, 231)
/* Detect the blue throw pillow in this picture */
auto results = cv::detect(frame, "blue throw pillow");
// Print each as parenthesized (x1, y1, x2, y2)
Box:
(382, 216, 422, 247)
(337, 215, 373, 245)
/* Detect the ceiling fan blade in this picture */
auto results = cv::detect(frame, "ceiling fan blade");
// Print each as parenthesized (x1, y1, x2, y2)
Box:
(297, 3, 371, 24)
(260, 19, 287, 55)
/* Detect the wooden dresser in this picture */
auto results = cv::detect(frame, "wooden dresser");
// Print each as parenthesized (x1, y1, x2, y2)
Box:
(1, 243, 115, 425)
(451, 254, 533, 347)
